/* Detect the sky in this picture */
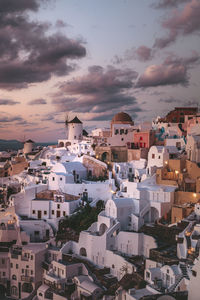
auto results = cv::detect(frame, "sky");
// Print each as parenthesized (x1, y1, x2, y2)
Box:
(0, 0, 200, 142)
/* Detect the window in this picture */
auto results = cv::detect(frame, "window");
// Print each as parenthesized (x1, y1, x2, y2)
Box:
(11, 263, 13, 268)
(11, 286, 18, 296)
(52, 210, 54, 215)
(115, 129, 119, 135)
(57, 204, 60, 209)
(2, 258, 5, 264)
(192, 270, 197, 277)
(31, 270, 33, 275)
(3, 272, 5, 276)
(158, 155, 161, 159)
(152, 154, 155, 159)
(140, 136, 143, 141)
(16, 264, 18, 269)
(52, 177, 55, 181)
(146, 271, 150, 279)
(112, 264, 115, 268)
(129, 168, 132, 173)
(63, 211, 66, 217)
(44, 210, 47, 215)
(60, 177, 62, 181)
(113, 153, 118, 159)
(12, 275, 17, 280)
(120, 129, 124, 135)
(121, 138, 124, 141)
(22, 269, 24, 273)
(31, 255, 33, 260)
(32, 210, 35, 214)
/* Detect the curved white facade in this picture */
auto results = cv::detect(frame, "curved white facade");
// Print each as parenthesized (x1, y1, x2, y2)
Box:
(68, 123, 83, 140)
(24, 142, 34, 154)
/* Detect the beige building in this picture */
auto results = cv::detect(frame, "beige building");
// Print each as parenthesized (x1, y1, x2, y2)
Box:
(95, 145, 127, 163)
(9, 243, 46, 299)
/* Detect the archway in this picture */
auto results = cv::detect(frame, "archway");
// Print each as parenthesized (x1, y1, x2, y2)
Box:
(99, 223, 108, 236)
(0, 285, 5, 297)
(59, 142, 64, 147)
(0, 223, 6, 230)
(22, 282, 33, 293)
(11, 286, 18, 297)
(79, 247, 87, 257)
(102, 152, 109, 162)
(65, 142, 71, 147)
(150, 207, 159, 222)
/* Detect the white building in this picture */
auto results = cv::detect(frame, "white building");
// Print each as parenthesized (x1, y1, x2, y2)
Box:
(186, 134, 200, 163)
(48, 162, 87, 188)
(188, 255, 200, 300)
(61, 197, 156, 280)
(147, 146, 170, 175)
(106, 112, 135, 147)
(145, 263, 187, 293)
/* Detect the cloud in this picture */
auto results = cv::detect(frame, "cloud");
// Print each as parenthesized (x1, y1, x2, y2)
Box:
(52, 65, 140, 120)
(0, 99, 19, 105)
(0, 0, 40, 13)
(158, 97, 181, 103)
(113, 45, 153, 64)
(0, 0, 86, 90)
(0, 114, 24, 123)
(137, 52, 200, 87)
(28, 98, 47, 105)
(135, 46, 153, 61)
(154, 0, 200, 49)
(152, 0, 188, 9)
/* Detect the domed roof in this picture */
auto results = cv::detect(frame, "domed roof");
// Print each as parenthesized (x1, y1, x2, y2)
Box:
(111, 112, 133, 124)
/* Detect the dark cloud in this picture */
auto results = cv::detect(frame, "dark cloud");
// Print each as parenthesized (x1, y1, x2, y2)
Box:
(0, 115, 24, 123)
(0, 0, 86, 90)
(0, 0, 40, 13)
(159, 97, 181, 103)
(154, 0, 200, 49)
(137, 52, 200, 87)
(52, 65, 140, 120)
(28, 98, 47, 105)
(152, 0, 188, 9)
(0, 99, 19, 105)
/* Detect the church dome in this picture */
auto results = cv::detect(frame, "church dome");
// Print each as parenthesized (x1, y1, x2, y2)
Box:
(111, 112, 133, 124)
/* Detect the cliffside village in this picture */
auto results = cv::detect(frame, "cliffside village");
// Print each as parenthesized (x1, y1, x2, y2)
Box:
(0, 107, 200, 300)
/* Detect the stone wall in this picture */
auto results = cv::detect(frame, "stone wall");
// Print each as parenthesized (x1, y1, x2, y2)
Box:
(82, 155, 107, 178)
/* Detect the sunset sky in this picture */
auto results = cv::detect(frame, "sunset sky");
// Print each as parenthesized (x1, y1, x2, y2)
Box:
(0, 0, 200, 142)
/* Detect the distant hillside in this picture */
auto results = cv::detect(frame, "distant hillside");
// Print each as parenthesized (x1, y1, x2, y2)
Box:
(0, 139, 57, 151)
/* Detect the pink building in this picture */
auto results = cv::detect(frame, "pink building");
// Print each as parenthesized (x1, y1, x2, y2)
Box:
(133, 130, 155, 149)
(183, 114, 200, 134)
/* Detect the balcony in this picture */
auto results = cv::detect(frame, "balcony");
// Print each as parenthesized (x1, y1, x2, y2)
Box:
(0, 277, 7, 284)
(21, 275, 34, 282)
(21, 256, 29, 261)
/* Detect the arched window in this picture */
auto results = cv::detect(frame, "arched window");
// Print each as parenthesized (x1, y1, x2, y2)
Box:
(12, 275, 17, 280)
(11, 286, 18, 296)
(0, 223, 6, 230)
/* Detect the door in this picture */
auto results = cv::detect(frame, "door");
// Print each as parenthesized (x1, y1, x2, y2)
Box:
(56, 211, 60, 218)
(38, 210, 42, 219)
